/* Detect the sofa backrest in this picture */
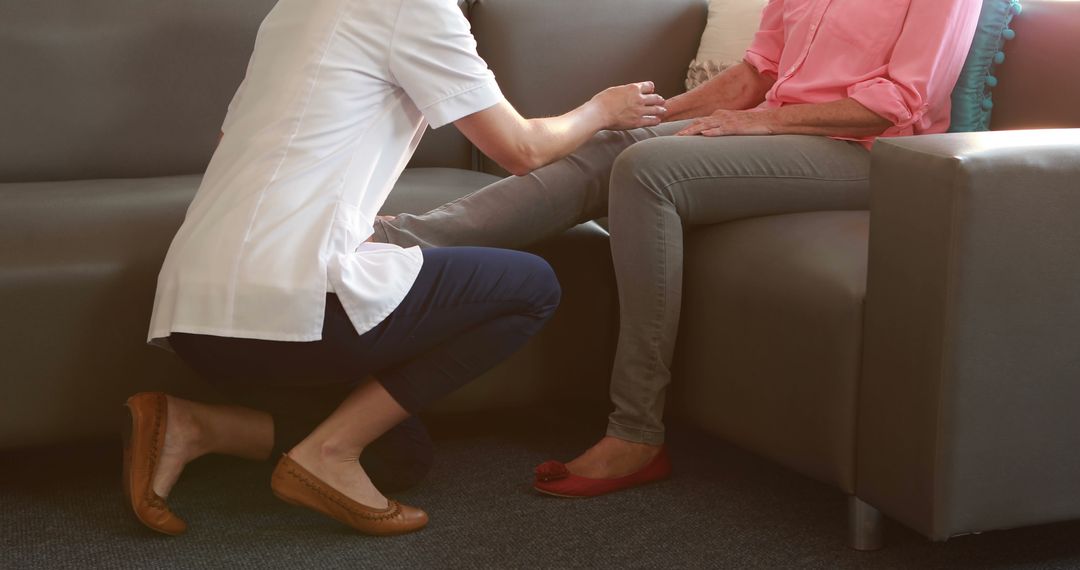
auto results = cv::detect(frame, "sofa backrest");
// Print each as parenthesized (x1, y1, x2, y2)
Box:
(991, 0, 1080, 131)
(470, 0, 708, 175)
(6, 0, 1074, 183)
(0, 0, 480, 183)
(0, 0, 707, 184)
(0, 0, 276, 183)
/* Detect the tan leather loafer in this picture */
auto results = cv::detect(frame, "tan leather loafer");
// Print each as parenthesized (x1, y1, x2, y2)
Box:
(270, 454, 428, 536)
(122, 392, 187, 536)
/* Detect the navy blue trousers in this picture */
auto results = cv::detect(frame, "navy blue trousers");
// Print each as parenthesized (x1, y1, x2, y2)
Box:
(171, 247, 561, 491)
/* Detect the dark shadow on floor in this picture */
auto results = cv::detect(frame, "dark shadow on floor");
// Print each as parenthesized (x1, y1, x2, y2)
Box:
(4, 403, 1080, 569)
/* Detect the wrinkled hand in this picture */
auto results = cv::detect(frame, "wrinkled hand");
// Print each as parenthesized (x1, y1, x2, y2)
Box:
(592, 82, 667, 131)
(675, 109, 774, 137)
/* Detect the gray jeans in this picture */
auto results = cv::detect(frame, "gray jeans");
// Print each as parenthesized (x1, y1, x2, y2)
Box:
(374, 120, 871, 444)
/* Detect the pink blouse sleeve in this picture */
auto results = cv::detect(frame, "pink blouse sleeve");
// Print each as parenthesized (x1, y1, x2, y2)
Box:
(743, 0, 785, 78)
(847, 0, 981, 133)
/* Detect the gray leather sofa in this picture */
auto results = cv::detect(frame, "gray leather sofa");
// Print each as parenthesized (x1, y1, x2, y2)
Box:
(0, 0, 703, 447)
(673, 0, 1080, 547)
(2, 0, 1078, 550)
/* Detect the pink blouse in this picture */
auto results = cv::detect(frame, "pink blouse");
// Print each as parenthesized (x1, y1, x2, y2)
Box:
(744, 0, 982, 146)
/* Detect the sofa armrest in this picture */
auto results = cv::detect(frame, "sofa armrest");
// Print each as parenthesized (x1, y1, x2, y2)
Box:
(857, 130, 1080, 540)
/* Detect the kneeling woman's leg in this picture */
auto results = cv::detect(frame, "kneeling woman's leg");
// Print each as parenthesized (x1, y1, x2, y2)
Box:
(170, 247, 559, 510)
(278, 246, 561, 513)
(214, 381, 433, 493)
(352, 246, 562, 412)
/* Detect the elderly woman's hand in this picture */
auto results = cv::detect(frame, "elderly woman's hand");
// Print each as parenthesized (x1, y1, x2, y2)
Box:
(675, 109, 775, 137)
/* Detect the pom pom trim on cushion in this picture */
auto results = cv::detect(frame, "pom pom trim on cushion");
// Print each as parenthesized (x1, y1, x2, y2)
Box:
(948, 0, 1022, 132)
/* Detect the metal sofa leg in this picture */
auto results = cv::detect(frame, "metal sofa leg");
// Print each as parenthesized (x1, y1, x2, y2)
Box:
(847, 495, 884, 551)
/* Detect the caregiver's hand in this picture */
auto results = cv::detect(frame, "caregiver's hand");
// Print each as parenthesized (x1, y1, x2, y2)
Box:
(456, 83, 667, 177)
(591, 82, 667, 130)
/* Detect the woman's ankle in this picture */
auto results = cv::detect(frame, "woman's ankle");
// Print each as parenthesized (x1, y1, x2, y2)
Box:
(164, 396, 210, 462)
(179, 400, 273, 461)
(285, 439, 388, 509)
(289, 436, 364, 468)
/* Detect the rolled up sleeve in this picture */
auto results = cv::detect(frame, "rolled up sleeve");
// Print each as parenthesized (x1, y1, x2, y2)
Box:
(848, 0, 981, 134)
(743, 0, 785, 78)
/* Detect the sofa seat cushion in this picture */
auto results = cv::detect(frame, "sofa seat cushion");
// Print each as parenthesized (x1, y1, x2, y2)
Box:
(0, 169, 505, 446)
(0, 175, 210, 447)
(673, 211, 869, 492)
(383, 168, 502, 215)
(0, 168, 617, 446)
(383, 170, 619, 413)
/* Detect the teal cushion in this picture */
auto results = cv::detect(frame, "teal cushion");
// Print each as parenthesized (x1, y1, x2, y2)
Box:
(949, 0, 1022, 132)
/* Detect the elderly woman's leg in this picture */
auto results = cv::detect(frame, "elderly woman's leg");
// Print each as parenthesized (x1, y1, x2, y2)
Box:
(563, 134, 872, 480)
(373, 122, 690, 249)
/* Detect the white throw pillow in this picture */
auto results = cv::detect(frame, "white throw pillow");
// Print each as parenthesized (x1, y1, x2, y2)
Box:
(686, 0, 769, 90)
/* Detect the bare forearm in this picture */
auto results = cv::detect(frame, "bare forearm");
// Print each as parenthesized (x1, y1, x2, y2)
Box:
(677, 97, 893, 139)
(664, 61, 774, 122)
(759, 98, 892, 137)
(518, 102, 608, 171)
(457, 82, 663, 176)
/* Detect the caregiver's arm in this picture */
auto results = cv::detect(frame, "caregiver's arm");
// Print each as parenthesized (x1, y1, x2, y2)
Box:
(675, 98, 892, 138)
(455, 82, 665, 177)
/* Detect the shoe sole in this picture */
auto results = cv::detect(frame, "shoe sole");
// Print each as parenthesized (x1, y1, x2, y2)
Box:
(532, 472, 671, 499)
(532, 487, 590, 498)
(121, 404, 132, 503)
(272, 488, 426, 537)
(271, 460, 427, 537)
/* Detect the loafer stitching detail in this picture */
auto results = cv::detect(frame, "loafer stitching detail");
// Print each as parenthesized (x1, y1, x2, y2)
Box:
(283, 465, 403, 521)
(144, 395, 169, 511)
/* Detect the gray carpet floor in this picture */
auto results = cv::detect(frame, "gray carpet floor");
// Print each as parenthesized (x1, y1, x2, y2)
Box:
(4, 404, 1080, 569)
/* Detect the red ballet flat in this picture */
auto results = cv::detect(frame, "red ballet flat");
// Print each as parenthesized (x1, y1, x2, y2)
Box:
(533, 446, 672, 498)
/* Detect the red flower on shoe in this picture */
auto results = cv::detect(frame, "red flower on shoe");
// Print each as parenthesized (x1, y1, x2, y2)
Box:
(534, 461, 570, 482)
(532, 447, 672, 498)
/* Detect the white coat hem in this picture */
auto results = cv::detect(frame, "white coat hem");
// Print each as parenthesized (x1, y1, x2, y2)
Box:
(329, 245, 424, 340)
(148, 326, 324, 352)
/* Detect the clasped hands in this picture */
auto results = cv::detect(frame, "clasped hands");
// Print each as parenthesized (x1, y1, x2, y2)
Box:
(594, 82, 774, 137)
